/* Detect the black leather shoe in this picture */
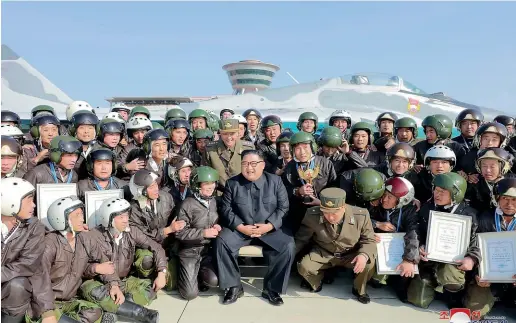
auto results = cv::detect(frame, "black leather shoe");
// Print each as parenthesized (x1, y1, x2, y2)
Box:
(261, 290, 284, 306)
(367, 280, 384, 289)
(222, 286, 244, 305)
(199, 284, 210, 292)
(300, 279, 322, 293)
(352, 288, 370, 304)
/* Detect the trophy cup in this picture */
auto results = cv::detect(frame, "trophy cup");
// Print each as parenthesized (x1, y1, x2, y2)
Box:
(297, 165, 320, 203)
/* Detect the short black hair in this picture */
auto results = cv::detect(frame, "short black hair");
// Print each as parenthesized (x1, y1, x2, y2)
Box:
(241, 149, 264, 161)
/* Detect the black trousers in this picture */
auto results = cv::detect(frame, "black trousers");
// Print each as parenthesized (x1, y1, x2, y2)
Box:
(214, 232, 295, 294)
(178, 245, 218, 300)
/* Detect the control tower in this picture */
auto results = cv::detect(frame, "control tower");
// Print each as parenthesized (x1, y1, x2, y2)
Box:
(222, 60, 280, 95)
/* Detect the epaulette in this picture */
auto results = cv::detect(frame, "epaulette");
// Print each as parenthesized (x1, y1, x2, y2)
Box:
(206, 142, 218, 151)
(352, 206, 367, 215)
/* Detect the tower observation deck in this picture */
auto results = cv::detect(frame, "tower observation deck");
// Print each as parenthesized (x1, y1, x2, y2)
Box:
(222, 60, 280, 95)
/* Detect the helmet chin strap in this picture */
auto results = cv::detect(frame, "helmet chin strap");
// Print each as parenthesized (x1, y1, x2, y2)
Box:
(60, 218, 76, 238)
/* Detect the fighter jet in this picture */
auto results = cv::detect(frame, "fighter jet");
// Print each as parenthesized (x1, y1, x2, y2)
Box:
(2, 44, 506, 125)
(179, 73, 506, 125)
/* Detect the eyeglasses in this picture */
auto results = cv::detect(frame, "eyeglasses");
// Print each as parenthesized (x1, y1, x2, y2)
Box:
(241, 161, 264, 168)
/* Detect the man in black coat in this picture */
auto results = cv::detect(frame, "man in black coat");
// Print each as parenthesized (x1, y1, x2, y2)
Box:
(215, 150, 294, 306)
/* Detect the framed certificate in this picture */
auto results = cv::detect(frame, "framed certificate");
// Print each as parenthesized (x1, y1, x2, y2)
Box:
(426, 211, 472, 264)
(376, 233, 419, 275)
(478, 231, 516, 283)
(37, 183, 78, 231)
(85, 190, 124, 228)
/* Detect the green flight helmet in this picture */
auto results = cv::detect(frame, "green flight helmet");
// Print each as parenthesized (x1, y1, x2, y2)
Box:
(289, 131, 317, 154)
(190, 166, 219, 195)
(422, 114, 453, 140)
(276, 131, 294, 155)
(207, 111, 221, 132)
(188, 109, 210, 122)
(432, 172, 467, 204)
(354, 169, 385, 202)
(130, 106, 151, 119)
(49, 136, 82, 164)
(31, 105, 56, 118)
(193, 128, 214, 140)
(350, 121, 374, 145)
(151, 122, 164, 130)
(394, 117, 418, 136)
(165, 108, 187, 123)
(318, 126, 342, 148)
(297, 112, 319, 133)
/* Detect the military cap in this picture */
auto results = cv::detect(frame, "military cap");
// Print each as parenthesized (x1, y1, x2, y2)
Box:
(219, 118, 239, 133)
(319, 187, 346, 209)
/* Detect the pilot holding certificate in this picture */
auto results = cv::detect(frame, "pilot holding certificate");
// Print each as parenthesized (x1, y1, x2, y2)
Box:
(464, 178, 516, 318)
(407, 173, 480, 309)
(368, 177, 419, 302)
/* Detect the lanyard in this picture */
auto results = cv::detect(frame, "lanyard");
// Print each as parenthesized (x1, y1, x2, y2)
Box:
(180, 186, 188, 200)
(49, 163, 73, 184)
(386, 209, 403, 232)
(94, 178, 113, 191)
(495, 210, 516, 232)
(296, 159, 315, 185)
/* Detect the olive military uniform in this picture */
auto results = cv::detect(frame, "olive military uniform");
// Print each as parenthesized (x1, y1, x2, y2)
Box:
(205, 119, 254, 192)
(295, 188, 377, 296)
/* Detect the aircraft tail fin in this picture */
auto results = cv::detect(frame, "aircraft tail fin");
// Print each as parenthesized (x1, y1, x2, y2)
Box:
(1, 44, 73, 119)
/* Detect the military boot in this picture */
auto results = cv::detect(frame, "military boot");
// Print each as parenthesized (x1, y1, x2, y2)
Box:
(57, 315, 82, 323)
(0, 313, 25, 323)
(116, 300, 159, 323)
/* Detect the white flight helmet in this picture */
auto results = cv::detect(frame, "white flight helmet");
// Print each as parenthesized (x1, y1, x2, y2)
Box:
(126, 116, 153, 131)
(233, 114, 247, 125)
(329, 110, 352, 127)
(47, 196, 84, 231)
(1, 124, 25, 138)
(104, 112, 126, 124)
(1, 178, 35, 217)
(129, 170, 159, 199)
(424, 145, 457, 169)
(96, 198, 131, 228)
(168, 156, 194, 182)
(110, 103, 131, 113)
(66, 100, 95, 121)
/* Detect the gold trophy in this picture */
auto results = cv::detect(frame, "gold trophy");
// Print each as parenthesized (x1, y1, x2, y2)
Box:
(297, 165, 320, 203)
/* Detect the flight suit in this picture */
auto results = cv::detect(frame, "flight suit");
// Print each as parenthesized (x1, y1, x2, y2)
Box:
(188, 148, 209, 168)
(256, 138, 278, 174)
(26, 232, 103, 323)
(407, 201, 480, 308)
(205, 139, 254, 192)
(76, 177, 130, 202)
(369, 205, 420, 287)
(1, 218, 49, 320)
(316, 149, 369, 175)
(129, 191, 177, 290)
(1, 168, 26, 179)
(169, 141, 192, 159)
(282, 155, 337, 233)
(175, 196, 219, 300)
(79, 226, 168, 313)
(295, 203, 377, 295)
(463, 208, 516, 317)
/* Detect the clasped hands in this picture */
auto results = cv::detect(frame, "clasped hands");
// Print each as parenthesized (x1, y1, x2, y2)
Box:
(237, 223, 274, 238)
